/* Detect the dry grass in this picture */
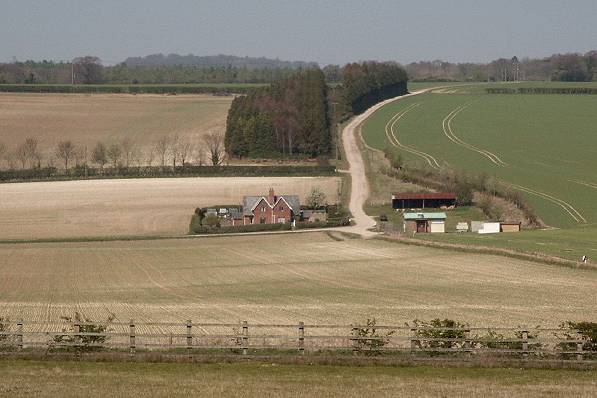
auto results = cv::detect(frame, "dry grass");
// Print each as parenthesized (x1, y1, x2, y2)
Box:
(1, 361, 596, 397)
(0, 176, 341, 239)
(0, 232, 594, 327)
(0, 93, 231, 166)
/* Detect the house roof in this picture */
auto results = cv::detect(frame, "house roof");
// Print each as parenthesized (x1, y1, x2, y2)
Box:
(230, 212, 243, 219)
(403, 212, 447, 220)
(242, 194, 300, 216)
(392, 192, 456, 200)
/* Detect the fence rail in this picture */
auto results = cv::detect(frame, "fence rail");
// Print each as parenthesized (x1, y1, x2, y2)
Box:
(0, 319, 595, 362)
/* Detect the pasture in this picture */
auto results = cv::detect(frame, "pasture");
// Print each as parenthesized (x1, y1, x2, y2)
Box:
(0, 176, 340, 240)
(362, 86, 597, 228)
(0, 93, 232, 166)
(0, 232, 595, 327)
(1, 361, 596, 397)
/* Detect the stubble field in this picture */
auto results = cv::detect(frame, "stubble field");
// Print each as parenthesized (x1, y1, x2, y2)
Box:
(0, 232, 594, 327)
(0, 176, 341, 240)
(0, 93, 232, 166)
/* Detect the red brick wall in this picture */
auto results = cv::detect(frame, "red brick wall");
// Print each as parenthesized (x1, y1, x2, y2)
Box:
(272, 200, 292, 223)
(253, 198, 273, 224)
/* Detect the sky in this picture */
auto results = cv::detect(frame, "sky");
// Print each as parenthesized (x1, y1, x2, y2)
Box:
(2, 0, 597, 65)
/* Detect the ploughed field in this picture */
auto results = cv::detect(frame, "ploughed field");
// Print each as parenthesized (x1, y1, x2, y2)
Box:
(0, 176, 340, 240)
(363, 85, 597, 228)
(0, 232, 595, 328)
(0, 93, 232, 165)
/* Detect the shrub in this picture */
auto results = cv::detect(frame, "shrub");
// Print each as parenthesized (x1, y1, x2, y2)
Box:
(556, 321, 597, 358)
(51, 313, 115, 353)
(190, 222, 291, 235)
(203, 214, 221, 228)
(351, 318, 395, 355)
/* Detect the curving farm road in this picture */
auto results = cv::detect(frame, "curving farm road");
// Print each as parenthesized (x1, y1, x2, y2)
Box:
(341, 89, 432, 237)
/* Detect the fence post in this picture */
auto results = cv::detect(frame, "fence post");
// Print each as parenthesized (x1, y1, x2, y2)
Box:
(410, 328, 417, 353)
(351, 327, 359, 354)
(242, 321, 248, 356)
(298, 322, 305, 355)
(129, 319, 136, 358)
(463, 329, 471, 356)
(17, 319, 23, 351)
(521, 330, 528, 358)
(186, 320, 193, 359)
(576, 339, 584, 362)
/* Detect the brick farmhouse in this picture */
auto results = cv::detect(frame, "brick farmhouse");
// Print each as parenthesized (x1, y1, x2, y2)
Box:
(239, 188, 300, 225)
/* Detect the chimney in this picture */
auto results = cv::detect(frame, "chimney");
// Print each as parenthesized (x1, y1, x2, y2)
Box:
(268, 188, 275, 205)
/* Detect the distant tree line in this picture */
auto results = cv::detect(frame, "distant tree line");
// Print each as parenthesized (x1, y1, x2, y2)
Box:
(0, 132, 226, 175)
(0, 54, 326, 85)
(225, 69, 331, 158)
(405, 51, 597, 82)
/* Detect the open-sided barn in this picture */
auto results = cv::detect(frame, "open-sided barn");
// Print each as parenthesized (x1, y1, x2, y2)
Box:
(392, 192, 456, 210)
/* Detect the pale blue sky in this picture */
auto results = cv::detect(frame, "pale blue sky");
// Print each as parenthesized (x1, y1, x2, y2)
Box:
(2, 0, 596, 65)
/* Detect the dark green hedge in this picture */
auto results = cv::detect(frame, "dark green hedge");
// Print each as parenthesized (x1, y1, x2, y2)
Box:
(487, 87, 597, 95)
(295, 218, 350, 229)
(0, 165, 337, 183)
(190, 222, 292, 235)
(0, 84, 262, 94)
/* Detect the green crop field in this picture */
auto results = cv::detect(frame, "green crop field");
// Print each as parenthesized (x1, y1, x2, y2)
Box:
(363, 84, 597, 229)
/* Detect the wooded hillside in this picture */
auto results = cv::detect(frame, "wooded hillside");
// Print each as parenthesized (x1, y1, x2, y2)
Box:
(225, 69, 330, 158)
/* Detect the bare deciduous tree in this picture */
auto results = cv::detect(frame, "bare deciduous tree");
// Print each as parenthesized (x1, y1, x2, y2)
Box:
(0, 141, 5, 169)
(55, 140, 77, 171)
(146, 147, 156, 167)
(203, 132, 225, 166)
(15, 141, 29, 169)
(120, 137, 136, 168)
(92, 142, 108, 171)
(23, 138, 40, 168)
(169, 134, 181, 167)
(179, 139, 193, 166)
(107, 143, 122, 168)
(154, 136, 170, 167)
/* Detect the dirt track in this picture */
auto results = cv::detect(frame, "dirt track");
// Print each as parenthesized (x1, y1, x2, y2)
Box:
(341, 90, 431, 236)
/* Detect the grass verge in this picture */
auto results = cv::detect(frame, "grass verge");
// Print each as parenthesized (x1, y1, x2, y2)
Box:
(1, 360, 596, 397)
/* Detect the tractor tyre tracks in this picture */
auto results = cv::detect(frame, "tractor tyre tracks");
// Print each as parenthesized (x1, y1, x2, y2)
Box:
(385, 104, 443, 170)
(442, 103, 508, 167)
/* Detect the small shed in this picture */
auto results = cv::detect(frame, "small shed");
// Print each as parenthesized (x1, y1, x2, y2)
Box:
(500, 222, 521, 233)
(479, 222, 500, 234)
(403, 212, 447, 234)
(392, 192, 456, 210)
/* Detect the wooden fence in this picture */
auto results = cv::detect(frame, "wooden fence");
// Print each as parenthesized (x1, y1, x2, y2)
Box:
(0, 319, 595, 362)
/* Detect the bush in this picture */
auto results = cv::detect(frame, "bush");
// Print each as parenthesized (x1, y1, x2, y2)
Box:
(51, 312, 115, 353)
(188, 214, 202, 234)
(556, 321, 597, 358)
(190, 222, 292, 235)
(203, 214, 221, 228)
(296, 218, 350, 229)
(351, 318, 395, 355)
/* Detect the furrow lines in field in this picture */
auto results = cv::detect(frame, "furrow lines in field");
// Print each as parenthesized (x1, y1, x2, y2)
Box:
(509, 184, 587, 224)
(442, 103, 508, 167)
(384, 104, 442, 170)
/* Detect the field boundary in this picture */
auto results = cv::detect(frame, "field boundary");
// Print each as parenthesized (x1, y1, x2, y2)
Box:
(0, 165, 338, 184)
(376, 229, 594, 270)
(1, 319, 595, 365)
